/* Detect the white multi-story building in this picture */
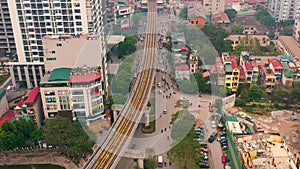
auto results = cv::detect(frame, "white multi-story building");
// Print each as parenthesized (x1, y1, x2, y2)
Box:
(7, 0, 106, 89)
(40, 66, 105, 125)
(268, 0, 300, 22)
(203, 0, 225, 16)
(293, 19, 300, 43)
(0, 0, 16, 57)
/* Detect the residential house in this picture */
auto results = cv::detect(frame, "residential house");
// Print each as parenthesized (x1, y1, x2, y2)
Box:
(225, 0, 266, 12)
(0, 89, 9, 118)
(225, 0, 245, 12)
(282, 69, 293, 88)
(203, 0, 225, 16)
(258, 65, 276, 93)
(268, 58, 284, 81)
(239, 51, 253, 84)
(216, 57, 225, 86)
(187, 3, 206, 28)
(14, 87, 43, 127)
(276, 36, 300, 61)
(175, 64, 190, 81)
(278, 55, 299, 80)
(251, 60, 259, 85)
(238, 66, 245, 83)
(235, 16, 269, 35)
(222, 53, 240, 92)
(224, 35, 270, 49)
(188, 50, 199, 73)
(212, 12, 230, 26)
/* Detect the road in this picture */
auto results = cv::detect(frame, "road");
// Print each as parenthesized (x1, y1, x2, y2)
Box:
(83, 1, 157, 168)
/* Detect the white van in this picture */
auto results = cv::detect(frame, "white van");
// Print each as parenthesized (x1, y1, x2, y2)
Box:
(157, 155, 163, 167)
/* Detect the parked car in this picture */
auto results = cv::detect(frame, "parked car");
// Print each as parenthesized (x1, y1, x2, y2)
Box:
(163, 109, 167, 114)
(211, 121, 216, 128)
(245, 116, 254, 123)
(237, 112, 246, 119)
(208, 132, 218, 143)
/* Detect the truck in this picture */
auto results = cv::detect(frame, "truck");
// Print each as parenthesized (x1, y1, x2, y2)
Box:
(157, 155, 164, 167)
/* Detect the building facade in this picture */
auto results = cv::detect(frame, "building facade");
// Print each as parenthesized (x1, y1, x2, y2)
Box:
(268, 0, 300, 21)
(203, 0, 225, 16)
(7, 0, 106, 89)
(40, 67, 105, 125)
(0, 89, 9, 118)
(0, 0, 16, 57)
(293, 19, 300, 43)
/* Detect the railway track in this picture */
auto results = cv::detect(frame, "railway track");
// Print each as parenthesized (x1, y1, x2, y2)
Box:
(84, 1, 157, 168)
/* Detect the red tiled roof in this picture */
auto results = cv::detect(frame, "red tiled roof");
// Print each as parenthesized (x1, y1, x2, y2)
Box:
(232, 60, 238, 69)
(239, 66, 245, 79)
(210, 65, 217, 74)
(0, 110, 14, 127)
(69, 72, 101, 83)
(180, 47, 189, 52)
(268, 58, 284, 70)
(245, 62, 253, 70)
(25, 87, 40, 105)
(213, 12, 231, 23)
(203, 71, 210, 78)
(230, 55, 236, 61)
(216, 57, 223, 65)
(17, 100, 24, 107)
(251, 61, 258, 68)
(225, 0, 240, 2)
(175, 64, 189, 71)
(260, 65, 274, 76)
(248, 0, 256, 4)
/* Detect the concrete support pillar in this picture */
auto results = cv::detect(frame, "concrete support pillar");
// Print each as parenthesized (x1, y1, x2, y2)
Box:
(144, 111, 150, 127)
(9, 66, 16, 87)
(113, 110, 118, 123)
(137, 159, 144, 169)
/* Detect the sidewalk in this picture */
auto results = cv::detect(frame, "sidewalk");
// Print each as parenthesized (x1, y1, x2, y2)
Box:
(0, 151, 79, 169)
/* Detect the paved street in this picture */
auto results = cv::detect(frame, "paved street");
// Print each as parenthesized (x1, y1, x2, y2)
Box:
(117, 4, 224, 169)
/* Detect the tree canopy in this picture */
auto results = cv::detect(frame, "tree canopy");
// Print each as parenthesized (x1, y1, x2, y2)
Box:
(169, 115, 203, 169)
(202, 24, 230, 55)
(255, 7, 275, 27)
(0, 119, 41, 150)
(231, 24, 244, 34)
(117, 36, 137, 58)
(225, 9, 237, 21)
(43, 117, 94, 158)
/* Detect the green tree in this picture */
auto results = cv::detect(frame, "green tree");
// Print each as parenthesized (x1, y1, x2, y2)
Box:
(13, 118, 36, 139)
(202, 24, 230, 55)
(248, 85, 264, 101)
(255, 8, 275, 27)
(225, 9, 237, 21)
(43, 117, 94, 158)
(166, 41, 172, 51)
(169, 120, 202, 169)
(0, 121, 25, 150)
(290, 83, 300, 104)
(231, 24, 244, 34)
(30, 129, 42, 146)
(144, 158, 157, 169)
(223, 40, 234, 53)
